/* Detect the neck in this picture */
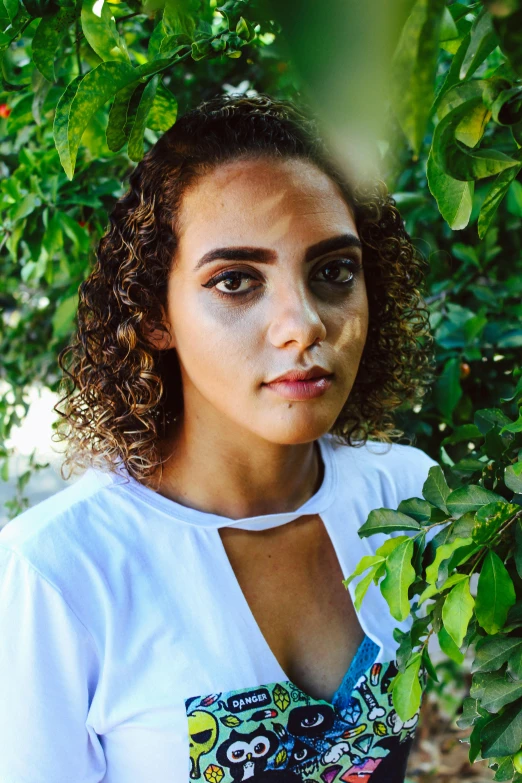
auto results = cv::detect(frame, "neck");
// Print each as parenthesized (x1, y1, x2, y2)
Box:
(151, 414, 323, 521)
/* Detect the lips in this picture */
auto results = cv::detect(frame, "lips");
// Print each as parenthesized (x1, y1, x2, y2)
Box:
(263, 374, 333, 400)
(265, 367, 333, 384)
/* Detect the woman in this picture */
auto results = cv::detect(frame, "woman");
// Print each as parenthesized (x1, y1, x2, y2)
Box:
(0, 93, 438, 782)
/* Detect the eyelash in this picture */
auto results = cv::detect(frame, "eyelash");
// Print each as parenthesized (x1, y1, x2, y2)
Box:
(202, 258, 361, 300)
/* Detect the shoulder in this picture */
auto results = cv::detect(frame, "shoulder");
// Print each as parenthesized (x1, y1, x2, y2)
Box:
(1, 467, 117, 549)
(0, 466, 130, 597)
(323, 433, 439, 509)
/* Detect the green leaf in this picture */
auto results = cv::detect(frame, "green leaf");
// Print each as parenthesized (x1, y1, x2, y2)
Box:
(422, 464, 451, 512)
(478, 152, 522, 238)
(439, 5, 459, 42)
(397, 497, 432, 524)
(505, 463, 522, 493)
(436, 79, 491, 145)
(147, 17, 168, 59)
(492, 86, 522, 126)
(354, 565, 380, 612)
(425, 536, 474, 584)
(492, 9, 522, 77)
(508, 642, 522, 680)
(471, 710, 496, 763)
(433, 356, 463, 420)
(357, 508, 421, 537)
(500, 414, 522, 434)
(456, 696, 482, 729)
(476, 551, 516, 635)
(459, 9, 498, 80)
(2, 0, 19, 22)
(473, 502, 519, 544)
(128, 74, 159, 162)
(507, 603, 522, 631)
(106, 81, 141, 153)
(54, 61, 136, 179)
(390, 0, 446, 155)
(381, 538, 416, 622)
(481, 672, 522, 713)
(432, 96, 520, 181)
(220, 713, 241, 728)
(391, 652, 423, 721)
(439, 625, 465, 663)
(475, 408, 513, 435)
(344, 554, 385, 588)
(418, 572, 468, 605)
(472, 635, 522, 673)
(236, 15, 255, 42)
(432, 31, 471, 115)
(446, 484, 505, 518)
(481, 700, 522, 757)
(421, 646, 439, 682)
(441, 423, 484, 446)
(493, 757, 515, 781)
(33, 4, 81, 82)
(374, 535, 412, 558)
(52, 293, 78, 338)
(163, 0, 196, 39)
(81, 0, 130, 63)
(515, 521, 522, 580)
(147, 80, 177, 133)
(442, 576, 474, 648)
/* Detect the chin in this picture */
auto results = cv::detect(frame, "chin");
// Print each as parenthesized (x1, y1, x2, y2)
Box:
(249, 414, 336, 446)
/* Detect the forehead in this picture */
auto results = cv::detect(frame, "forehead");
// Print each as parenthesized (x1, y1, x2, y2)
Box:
(175, 156, 357, 254)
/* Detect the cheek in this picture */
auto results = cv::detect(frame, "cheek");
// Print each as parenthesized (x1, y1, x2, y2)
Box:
(168, 293, 261, 376)
(327, 290, 369, 350)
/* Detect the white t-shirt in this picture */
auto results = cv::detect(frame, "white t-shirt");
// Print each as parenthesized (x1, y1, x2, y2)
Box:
(0, 433, 438, 783)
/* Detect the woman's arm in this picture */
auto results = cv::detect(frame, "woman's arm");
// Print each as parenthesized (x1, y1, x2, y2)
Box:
(0, 546, 106, 783)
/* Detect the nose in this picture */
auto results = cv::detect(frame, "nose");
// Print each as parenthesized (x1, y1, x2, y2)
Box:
(266, 280, 327, 349)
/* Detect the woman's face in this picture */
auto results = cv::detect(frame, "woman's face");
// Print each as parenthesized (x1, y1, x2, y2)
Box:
(161, 155, 369, 444)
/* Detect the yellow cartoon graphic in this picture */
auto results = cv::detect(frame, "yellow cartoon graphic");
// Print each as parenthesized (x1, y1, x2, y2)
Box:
(188, 709, 219, 779)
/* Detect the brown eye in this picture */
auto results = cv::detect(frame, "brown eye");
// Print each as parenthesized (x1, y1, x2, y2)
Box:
(202, 269, 260, 298)
(315, 259, 358, 285)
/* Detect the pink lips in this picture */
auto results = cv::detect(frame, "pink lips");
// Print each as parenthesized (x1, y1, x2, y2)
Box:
(263, 375, 333, 400)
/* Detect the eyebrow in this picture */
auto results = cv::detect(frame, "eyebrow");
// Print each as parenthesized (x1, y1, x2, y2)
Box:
(193, 233, 363, 271)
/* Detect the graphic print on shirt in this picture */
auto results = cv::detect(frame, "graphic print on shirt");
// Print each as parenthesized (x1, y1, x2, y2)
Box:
(185, 639, 424, 783)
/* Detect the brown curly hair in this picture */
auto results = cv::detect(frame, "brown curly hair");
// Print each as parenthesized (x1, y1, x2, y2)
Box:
(54, 91, 436, 488)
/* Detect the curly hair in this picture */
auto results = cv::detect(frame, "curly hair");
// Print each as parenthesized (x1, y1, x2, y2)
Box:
(54, 91, 436, 488)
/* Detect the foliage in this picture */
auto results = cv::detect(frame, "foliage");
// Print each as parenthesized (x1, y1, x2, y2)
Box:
(1, 0, 522, 769)
(347, 367, 522, 775)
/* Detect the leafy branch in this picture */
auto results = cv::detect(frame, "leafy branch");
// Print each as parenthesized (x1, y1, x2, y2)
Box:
(346, 365, 522, 779)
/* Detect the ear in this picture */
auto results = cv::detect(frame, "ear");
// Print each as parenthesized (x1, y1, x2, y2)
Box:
(143, 316, 176, 352)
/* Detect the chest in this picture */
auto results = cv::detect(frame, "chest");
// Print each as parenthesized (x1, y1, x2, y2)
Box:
(218, 513, 365, 703)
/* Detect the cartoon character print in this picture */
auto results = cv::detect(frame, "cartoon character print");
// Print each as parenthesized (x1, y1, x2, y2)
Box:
(185, 639, 424, 783)
(216, 725, 301, 782)
(188, 709, 220, 779)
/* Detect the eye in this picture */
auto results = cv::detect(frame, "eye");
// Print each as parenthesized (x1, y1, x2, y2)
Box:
(227, 741, 249, 761)
(191, 729, 213, 744)
(206, 269, 259, 297)
(314, 258, 359, 285)
(301, 712, 324, 728)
